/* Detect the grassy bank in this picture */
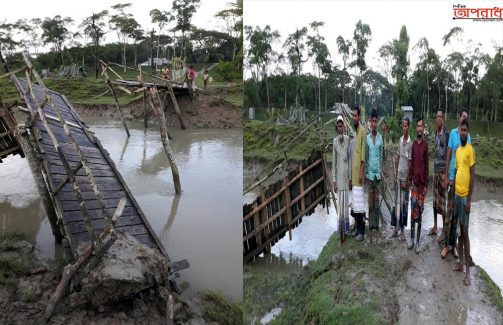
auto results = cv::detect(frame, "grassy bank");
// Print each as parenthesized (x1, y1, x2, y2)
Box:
(244, 234, 401, 324)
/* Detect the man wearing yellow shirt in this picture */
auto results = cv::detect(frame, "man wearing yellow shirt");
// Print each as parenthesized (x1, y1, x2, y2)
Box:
(452, 119, 475, 286)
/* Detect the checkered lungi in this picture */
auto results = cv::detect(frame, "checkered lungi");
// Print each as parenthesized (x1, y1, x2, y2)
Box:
(433, 171, 446, 216)
(411, 187, 425, 221)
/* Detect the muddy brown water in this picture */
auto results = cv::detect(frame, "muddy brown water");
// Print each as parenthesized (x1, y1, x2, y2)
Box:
(0, 118, 242, 302)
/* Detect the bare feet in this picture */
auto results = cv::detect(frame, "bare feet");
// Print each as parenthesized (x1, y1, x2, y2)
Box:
(464, 274, 471, 286)
(437, 232, 444, 243)
(428, 227, 437, 236)
(453, 261, 463, 272)
(440, 246, 450, 259)
(391, 229, 398, 238)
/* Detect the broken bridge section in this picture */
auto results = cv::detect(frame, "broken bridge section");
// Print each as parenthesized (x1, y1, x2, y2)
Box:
(8, 76, 188, 290)
(243, 150, 329, 263)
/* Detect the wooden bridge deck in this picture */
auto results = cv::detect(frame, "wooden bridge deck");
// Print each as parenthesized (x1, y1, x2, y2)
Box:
(12, 78, 168, 258)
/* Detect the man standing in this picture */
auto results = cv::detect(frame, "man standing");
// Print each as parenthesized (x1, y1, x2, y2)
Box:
(366, 109, 383, 243)
(408, 117, 429, 253)
(187, 65, 197, 91)
(332, 116, 351, 239)
(351, 106, 366, 241)
(431, 111, 449, 241)
(391, 117, 412, 241)
(442, 109, 471, 258)
(452, 119, 475, 285)
(162, 65, 170, 80)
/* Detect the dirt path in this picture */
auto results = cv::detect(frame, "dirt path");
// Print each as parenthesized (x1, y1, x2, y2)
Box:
(384, 227, 502, 324)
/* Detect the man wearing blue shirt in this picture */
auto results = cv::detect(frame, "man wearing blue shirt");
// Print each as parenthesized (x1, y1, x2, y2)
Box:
(366, 109, 383, 244)
(441, 109, 470, 258)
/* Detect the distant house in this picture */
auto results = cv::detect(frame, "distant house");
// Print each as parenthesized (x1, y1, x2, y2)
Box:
(401, 106, 413, 122)
(140, 58, 169, 66)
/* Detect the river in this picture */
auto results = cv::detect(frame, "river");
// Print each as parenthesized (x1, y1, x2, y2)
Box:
(0, 118, 242, 302)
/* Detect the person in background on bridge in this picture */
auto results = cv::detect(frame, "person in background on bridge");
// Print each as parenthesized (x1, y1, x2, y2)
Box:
(162, 65, 170, 80)
(407, 117, 429, 254)
(442, 109, 470, 259)
(391, 116, 412, 241)
(351, 106, 367, 242)
(332, 115, 351, 238)
(203, 69, 209, 90)
(187, 65, 197, 91)
(452, 118, 475, 285)
(431, 111, 449, 242)
(365, 109, 383, 244)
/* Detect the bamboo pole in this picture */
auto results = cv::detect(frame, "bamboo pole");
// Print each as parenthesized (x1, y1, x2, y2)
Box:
(148, 86, 181, 195)
(100, 63, 130, 137)
(16, 126, 63, 241)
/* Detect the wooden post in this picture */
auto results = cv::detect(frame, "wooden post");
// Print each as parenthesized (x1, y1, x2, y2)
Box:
(143, 90, 148, 128)
(283, 178, 293, 240)
(252, 200, 261, 253)
(299, 165, 306, 213)
(259, 186, 271, 254)
(101, 65, 130, 137)
(148, 86, 181, 195)
(165, 84, 187, 129)
(16, 126, 63, 241)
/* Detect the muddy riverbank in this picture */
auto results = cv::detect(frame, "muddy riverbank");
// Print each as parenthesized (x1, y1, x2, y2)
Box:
(243, 151, 503, 324)
(74, 91, 242, 129)
(0, 234, 242, 324)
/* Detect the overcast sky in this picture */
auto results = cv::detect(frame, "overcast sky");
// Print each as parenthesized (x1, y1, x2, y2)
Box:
(244, 0, 503, 79)
(1, 0, 230, 47)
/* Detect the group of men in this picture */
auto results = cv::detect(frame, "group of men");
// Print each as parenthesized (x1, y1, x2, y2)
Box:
(332, 106, 475, 285)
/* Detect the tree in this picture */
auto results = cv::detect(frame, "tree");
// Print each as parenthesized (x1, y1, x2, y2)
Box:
(150, 9, 172, 64)
(284, 27, 308, 107)
(41, 15, 73, 65)
(172, 0, 201, 62)
(130, 27, 145, 67)
(378, 41, 395, 114)
(392, 25, 410, 113)
(336, 35, 352, 104)
(215, 0, 242, 62)
(110, 3, 138, 72)
(307, 21, 331, 114)
(245, 25, 280, 109)
(81, 10, 108, 79)
(352, 20, 372, 106)
(442, 26, 464, 120)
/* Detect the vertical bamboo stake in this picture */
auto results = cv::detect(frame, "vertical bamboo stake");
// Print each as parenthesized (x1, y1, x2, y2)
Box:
(283, 177, 293, 240)
(100, 63, 130, 137)
(148, 86, 181, 195)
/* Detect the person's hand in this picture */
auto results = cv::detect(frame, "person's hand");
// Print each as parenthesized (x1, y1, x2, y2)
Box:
(332, 182, 337, 193)
(465, 200, 471, 214)
(444, 176, 450, 188)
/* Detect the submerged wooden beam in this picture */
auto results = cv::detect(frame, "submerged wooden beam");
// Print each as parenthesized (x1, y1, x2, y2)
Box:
(148, 86, 181, 195)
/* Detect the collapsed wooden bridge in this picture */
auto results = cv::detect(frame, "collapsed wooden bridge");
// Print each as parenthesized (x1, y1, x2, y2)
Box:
(0, 54, 188, 297)
(243, 150, 329, 263)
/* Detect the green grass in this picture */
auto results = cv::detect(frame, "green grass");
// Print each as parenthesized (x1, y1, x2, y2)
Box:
(244, 120, 323, 162)
(477, 266, 503, 312)
(199, 290, 243, 325)
(0, 234, 32, 288)
(263, 233, 400, 324)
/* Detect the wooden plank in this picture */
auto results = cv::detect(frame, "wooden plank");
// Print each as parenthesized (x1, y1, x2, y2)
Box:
(44, 152, 110, 166)
(63, 207, 138, 223)
(48, 160, 112, 171)
(66, 214, 143, 233)
(61, 198, 132, 212)
(57, 189, 127, 201)
(72, 224, 148, 239)
(48, 164, 115, 177)
(134, 233, 156, 247)
(40, 143, 105, 159)
(57, 181, 123, 193)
